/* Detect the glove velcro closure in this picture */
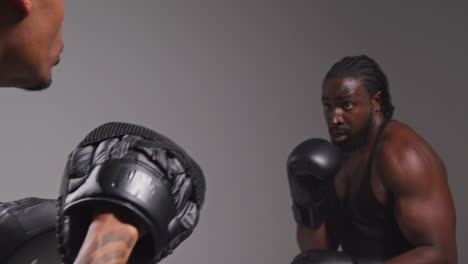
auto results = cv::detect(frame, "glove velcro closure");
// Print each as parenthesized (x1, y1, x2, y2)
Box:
(292, 203, 322, 230)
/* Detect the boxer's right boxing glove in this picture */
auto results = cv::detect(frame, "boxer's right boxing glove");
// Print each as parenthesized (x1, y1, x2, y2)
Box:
(287, 138, 341, 229)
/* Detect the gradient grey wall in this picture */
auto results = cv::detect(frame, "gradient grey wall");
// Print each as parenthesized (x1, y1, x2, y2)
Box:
(0, 1, 466, 263)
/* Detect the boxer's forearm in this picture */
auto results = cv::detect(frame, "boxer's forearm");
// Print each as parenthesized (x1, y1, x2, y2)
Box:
(73, 212, 139, 264)
(297, 224, 338, 251)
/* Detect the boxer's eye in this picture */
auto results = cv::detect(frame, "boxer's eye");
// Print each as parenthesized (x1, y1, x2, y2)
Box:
(343, 102, 353, 111)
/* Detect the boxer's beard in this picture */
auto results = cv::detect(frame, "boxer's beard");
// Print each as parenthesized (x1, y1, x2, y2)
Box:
(334, 115, 373, 153)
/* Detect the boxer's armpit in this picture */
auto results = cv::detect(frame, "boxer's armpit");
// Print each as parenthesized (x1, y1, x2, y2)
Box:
(74, 212, 139, 264)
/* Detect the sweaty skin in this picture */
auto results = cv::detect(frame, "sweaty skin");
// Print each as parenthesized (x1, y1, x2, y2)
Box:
(297, 78, 457, 263)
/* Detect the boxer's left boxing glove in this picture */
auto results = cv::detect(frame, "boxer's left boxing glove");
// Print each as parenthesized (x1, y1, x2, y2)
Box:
(57, 122, 206, 264)
(0, 197, 56, 262)
(287, 138, 341, 229)
(291, 249, 384, 264)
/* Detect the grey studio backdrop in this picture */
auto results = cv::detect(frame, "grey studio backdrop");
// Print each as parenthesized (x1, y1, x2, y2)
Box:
(0, 1, 466, 263)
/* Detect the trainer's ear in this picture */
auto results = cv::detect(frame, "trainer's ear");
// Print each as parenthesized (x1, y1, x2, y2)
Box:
(372, 91, 382, 112)
(11, 0, 33, 16)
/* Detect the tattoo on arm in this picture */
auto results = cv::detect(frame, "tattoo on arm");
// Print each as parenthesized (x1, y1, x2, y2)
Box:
(75, 231, 137, 264)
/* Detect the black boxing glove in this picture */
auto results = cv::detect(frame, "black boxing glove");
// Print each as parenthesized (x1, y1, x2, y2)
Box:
(0, 197, 56, 262)
(291, 250, 384, 264)
(287, 138, 341, 229)
(57, 122, 206, 264)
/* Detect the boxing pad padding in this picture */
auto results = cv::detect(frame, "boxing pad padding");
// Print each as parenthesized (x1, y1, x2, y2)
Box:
(57, 122, 205, 264)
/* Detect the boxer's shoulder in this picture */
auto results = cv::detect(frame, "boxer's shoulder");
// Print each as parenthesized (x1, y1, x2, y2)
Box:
(381, 120, 424, 145)
(376, 120, 446, 190)
(378, 120, 438, 160)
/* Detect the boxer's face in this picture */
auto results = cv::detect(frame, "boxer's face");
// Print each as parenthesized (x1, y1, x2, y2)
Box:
(321, 78, 374, 152)
(1, 0, 64, 90)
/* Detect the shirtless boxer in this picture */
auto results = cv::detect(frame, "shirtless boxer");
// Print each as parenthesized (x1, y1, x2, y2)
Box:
(288, 55, 457, 263)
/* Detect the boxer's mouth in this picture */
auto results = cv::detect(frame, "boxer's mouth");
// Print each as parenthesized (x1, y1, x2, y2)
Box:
(330, 128, 350, 143)
(332, 134, 348, 143)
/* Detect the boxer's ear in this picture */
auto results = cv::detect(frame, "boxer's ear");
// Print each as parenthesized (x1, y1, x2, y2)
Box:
(11, 0, 33, 16)
(372, 91, 382, 112)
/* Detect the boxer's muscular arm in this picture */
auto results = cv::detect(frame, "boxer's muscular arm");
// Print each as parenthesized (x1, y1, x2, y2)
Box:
(74, 209, 142, 264)
(379, 138, 457, 264)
